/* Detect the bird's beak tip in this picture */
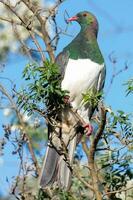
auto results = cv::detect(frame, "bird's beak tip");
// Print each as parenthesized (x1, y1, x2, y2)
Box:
(67, 16, 78, 23)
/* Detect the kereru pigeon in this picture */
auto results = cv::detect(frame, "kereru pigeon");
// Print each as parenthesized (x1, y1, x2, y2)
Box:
(39, 11, 105, 190)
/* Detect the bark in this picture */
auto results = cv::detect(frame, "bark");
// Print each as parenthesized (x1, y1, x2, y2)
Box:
(88, 106, 107, 200)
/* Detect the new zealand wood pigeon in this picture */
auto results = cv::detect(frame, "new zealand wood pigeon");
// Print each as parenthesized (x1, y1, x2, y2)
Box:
(39, 11, 105, 190)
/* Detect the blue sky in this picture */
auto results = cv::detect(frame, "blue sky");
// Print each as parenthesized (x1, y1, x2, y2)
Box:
(0, 0, 133, 196)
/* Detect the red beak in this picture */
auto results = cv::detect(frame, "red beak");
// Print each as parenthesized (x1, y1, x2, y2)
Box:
(67, 16, 78, 22)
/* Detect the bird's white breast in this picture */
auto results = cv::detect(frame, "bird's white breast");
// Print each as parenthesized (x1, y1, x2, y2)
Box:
(61, 58, 104, 110)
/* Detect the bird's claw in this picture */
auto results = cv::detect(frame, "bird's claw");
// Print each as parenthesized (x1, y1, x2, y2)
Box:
(83, 123, 93, 137)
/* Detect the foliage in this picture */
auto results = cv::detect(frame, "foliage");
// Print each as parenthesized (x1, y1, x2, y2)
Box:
(82, 88, 103, 107)
(17, 61, 68, 117)
(97, 109, 133, 199)
(109, 110, 133, 138)
(125, 78, 133, 95)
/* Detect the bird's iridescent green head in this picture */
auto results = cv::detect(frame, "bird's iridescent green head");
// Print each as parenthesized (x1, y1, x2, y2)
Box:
(68, 11, 98, 32)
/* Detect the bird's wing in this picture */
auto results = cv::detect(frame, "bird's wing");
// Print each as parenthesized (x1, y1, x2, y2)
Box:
(88, 64, 106, 119)
(97, 65, 106, 92)
(55, 50, 69, 77)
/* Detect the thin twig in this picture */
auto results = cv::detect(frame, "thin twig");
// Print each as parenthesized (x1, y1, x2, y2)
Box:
(30, 32, 46, 62)
(0, 84, 40, 175)
(103, 186, 133, 197)
(21, 0, 55, 61)
(74, 167, 94, 191)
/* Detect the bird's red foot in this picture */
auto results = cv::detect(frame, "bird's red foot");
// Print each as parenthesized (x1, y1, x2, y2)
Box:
(63, 95, 71, 105)
(83, 123, 93, 137)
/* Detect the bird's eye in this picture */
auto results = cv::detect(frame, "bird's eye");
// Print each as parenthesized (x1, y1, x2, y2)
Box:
(83, 13, 87, 17)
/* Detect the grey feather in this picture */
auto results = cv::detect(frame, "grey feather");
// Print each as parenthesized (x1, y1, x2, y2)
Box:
(39, 146, 59, 187)
(39, 105, 80, 190)
(58, 134, 77, 190)
(55, 50, 69, 78)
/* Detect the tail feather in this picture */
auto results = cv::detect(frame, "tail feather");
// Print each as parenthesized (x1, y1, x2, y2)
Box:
(39, 146, 59, 188)
(58, 135, 77, 190)
(39, 135, 77, 190)
(39, 109, 78, 190)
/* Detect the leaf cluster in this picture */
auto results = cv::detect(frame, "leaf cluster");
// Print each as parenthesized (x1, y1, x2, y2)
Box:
(109, 110, 133, 139)
(17, 61, 68, 117)
(97, 109, 133, 199)
(82, 88, 103, 107)
(125, 78, 133, 95)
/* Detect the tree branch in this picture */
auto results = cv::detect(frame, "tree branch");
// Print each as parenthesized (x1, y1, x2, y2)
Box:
(74, 167, 94, 191)
(29, 32, 46, 62)
(0, 15, 43, 38)
(21, 0, 55, 62)
(0, 84, 40, 176)
(88, 105, 107, 200)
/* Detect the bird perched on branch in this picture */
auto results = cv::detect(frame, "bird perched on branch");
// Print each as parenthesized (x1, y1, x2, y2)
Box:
(39, 11, 105, 190)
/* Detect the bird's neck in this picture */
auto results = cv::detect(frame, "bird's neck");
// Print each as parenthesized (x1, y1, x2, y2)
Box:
(80, 22, 98, 37)
(65, 26, 104, 64)
(80, 26, 98, 44)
